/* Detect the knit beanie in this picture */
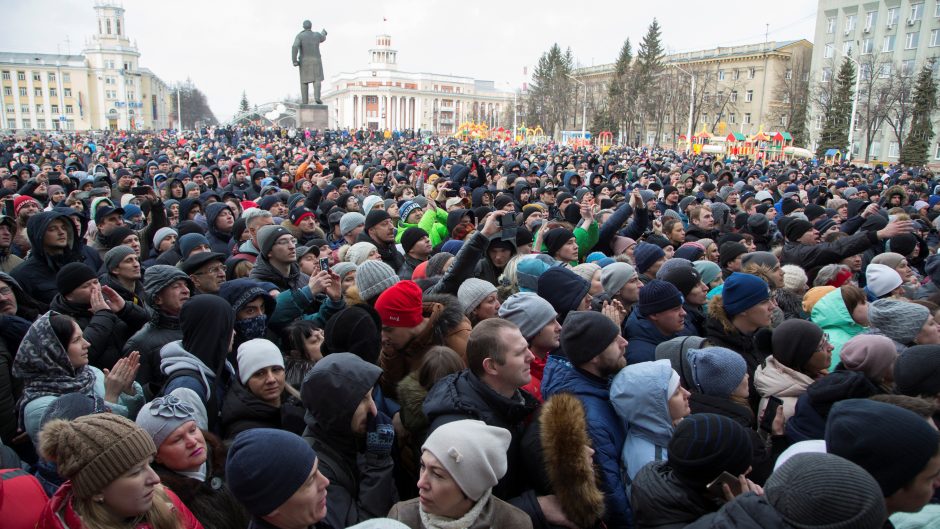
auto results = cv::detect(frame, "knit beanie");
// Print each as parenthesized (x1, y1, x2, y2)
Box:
(601, 262, 637, 297)
(674, 243, 705, 262)
(498, 292, 558, 340)
(400, 227, 428, 254)
(722, 272, 770, 317)
(13, 195, 39, 216)
(781, 264, 808, 292)
(543, 228, 575, 258)
(802, 286, 835, 314)
(868, 299, 930, 345)
(236, 338, 285, 385)
(638, 279, 684, 317)
(103, 245, 136, 274)
(422, 420, 511, 501)
(440, 239, 463, 256)
(766, 453, 887, 529)
(398, 200, 421, 222)
(331, 261, 358, 282)
(784, 219, 814, 242)
(517, 254, 557, 292)
(634, 242, 666, 274)
(152, 226, 177, 249)
(688, 346, 747, 397)
(537, 267, 590, 323)
(339, 212, 366, 236)
(718, 242, 748, 269)
(656, 257, 693, 280)
(570, 263, 600, 284)
(741, 251, 778, 269)
(770, 319, 824, 372)
(458, 278, 497, 315)
(56, 262, 98, 296)
(894, 345, 940, 396)
(865, 264, 902, 298)
(355, 260, 400, 302)
(135, 394, 198, 449)
(826, 399, 940, 496)
(39, 414, 156, 498)
(870, 252, 906, 269)
(257, 225, 292, 257)
(179, 233, 211, 259)
(838, 334, 897, 381)
(662, 265, 702, 297)
(612, 235, 636, 256)
(364, 209, 391, 232)
(227, 428, 317, 516)
(426, 252, 455, 277)
(693, 260, 722, 287)
(667, 413, 753, 486)
(375, 280, 424, 327)
(346, 241, 378, 265)
(562, 310, 621, 365)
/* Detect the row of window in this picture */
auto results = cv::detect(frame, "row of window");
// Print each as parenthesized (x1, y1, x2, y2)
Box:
(716, 67, 757, 81)
(1, 71, 71, 83)
(5, 103, 74, 114)
(3, 86, 72, 97)
(699, 112, 781, 125)
(827, 3, 938, 35)
(821, 58, 932, 81)
(824, 31, 936, 59)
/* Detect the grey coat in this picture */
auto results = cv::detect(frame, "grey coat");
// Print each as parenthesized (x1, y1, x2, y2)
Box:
(292, 29, 327, 82)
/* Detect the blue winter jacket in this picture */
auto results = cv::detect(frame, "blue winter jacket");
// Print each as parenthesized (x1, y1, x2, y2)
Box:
(541, 355, 634, 529)
(624, 310, 691, 365)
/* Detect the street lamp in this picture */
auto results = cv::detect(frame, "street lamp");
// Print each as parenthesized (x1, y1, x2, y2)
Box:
(565, 74, 587, 141)
(672, 63, 695, 154)
(838, 45, 861, 162)
(504, 81, 518, 142)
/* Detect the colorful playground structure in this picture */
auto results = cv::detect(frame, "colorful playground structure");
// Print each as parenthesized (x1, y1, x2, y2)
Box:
(680, 125, 812, 161)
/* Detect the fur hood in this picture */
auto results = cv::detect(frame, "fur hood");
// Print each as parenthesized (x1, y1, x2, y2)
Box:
(706, 294, 735, 334)
(540, 393, 605, 529)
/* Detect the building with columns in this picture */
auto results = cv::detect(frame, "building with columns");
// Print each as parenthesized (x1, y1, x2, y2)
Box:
(322, 35, 515, 133)
(0, 1, 173, 131)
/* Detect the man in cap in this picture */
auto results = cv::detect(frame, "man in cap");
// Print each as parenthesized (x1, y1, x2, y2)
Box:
(358, 209, 404, 271)
(249, 225, 308, 292)
(181, 251, 228, 295)
(625, 279, 690, 365)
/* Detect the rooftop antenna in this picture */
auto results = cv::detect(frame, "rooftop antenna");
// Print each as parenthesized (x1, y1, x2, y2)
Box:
(65, 35, 71, 55)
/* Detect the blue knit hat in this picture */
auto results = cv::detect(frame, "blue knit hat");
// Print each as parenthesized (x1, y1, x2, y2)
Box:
(226, 428, 317, 516)
(722, 272, 770, 317)
(638, 279, 684, 317)
(634, 242, 666, 274)
(399, 200, 421, 223)
(688, 347, 747, 397)
(178, 233, 210, 260)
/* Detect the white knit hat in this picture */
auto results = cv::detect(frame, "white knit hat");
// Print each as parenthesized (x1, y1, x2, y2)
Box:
(422, 420, 511, 501)
(346, 242, 378, 265)
(457, 278, 497, 315)
(781, 264, 808, 292)
(865, 263, 902, 298)
(236, 338, 284, 385)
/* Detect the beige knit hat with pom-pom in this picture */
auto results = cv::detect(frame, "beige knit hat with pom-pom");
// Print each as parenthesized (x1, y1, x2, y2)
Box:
(40, 413, 156, 498)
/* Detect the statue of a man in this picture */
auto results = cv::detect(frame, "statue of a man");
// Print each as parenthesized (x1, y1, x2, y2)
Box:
(292, 20, 327, 104)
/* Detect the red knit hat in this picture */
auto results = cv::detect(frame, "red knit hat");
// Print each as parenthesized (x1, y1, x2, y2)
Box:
(13, 195, 39, 216)
(375, 280, 424, 327)
(411, 260, 429, 280)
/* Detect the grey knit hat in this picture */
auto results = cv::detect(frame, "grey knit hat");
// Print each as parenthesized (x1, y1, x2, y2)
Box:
(152, 226, 177, 249)
(356, 260, 399, 301)
(346, 241, 377, 265)
(765, 452, 887, 529)
(135, 394, 198, 449)
(458, 278, 497, 315)
(426, 252, 454, 277)
(339, 212, 366, 236)
(498, 292, 557, 340)
(331, 261, 357, 282)
(143, 265, 193, 306)
(103, 245, 136, 274)
(868, 299, 930, 345)
(601, 262, 637, 297)
(257, 225, 292, 257)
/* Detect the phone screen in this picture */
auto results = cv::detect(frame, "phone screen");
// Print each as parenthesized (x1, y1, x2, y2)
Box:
(706, 471, 743, 498)
(760, 396, 783, 432)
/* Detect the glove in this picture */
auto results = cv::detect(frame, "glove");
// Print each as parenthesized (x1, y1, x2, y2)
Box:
(365, 411, 395, 457)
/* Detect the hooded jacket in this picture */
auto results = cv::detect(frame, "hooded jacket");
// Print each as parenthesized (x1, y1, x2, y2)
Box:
(204, 202, 236, 255)
(49, 292, 149, 371)
(625, 310, 690, 365)
(248, 251, 308, 292)
(124, 309, 182, 398)
(684, 493, 790, 529)
(10, 211, 85, 304)
(301, 353, 397, 529)
(630, 461, 720, 529)
(809, 288, 866, 368)
(753, 356, 814, 421)
(540, 355, 633, 529)
(611, 360, 677, 484)
(220, 379, 302, 440)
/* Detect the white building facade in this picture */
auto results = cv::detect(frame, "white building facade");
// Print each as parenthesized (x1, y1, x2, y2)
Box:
(323, 35, 515, 133)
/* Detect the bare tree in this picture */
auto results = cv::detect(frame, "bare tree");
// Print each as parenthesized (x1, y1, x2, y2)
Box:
(884, 62, 916, 156)
(768, 48, 811, 145)
(854, 54, 895, 162)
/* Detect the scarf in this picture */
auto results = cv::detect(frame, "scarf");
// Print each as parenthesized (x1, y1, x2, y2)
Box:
(418, 489, 491, 529)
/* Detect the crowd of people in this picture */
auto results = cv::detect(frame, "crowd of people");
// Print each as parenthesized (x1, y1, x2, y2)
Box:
(0, 125, 938, 529)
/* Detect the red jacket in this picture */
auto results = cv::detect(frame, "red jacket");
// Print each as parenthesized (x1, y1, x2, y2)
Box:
(522, 353, 547, 402)
(37, 481, 203, 529)
(1, 468, 47, 529)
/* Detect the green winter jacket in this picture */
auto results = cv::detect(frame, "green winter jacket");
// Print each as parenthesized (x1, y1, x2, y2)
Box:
(396, 208, 448, 247)
(811, 288, 867, 370)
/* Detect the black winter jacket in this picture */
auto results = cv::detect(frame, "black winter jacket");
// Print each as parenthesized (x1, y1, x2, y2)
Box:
(49, 293, 149, 371)
(631, 461, 720, 529)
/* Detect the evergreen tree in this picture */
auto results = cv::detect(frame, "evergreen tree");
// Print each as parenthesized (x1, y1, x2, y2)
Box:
(900, 60, 939, 166)
(635, 19, 665, 144)
(815, 58, 855, 158)
(239, 91, 250, 112)
(524, 43, 573, 136)
(605, 39, 633, 139)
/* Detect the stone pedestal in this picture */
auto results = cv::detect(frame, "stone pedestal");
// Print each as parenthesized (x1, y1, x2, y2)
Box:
(297, 104, 328, 129)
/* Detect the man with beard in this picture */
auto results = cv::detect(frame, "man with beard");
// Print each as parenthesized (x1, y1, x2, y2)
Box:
(12, 195, 40, 256)
(541, 310, 633, 529)
(0, 216, 23, 273)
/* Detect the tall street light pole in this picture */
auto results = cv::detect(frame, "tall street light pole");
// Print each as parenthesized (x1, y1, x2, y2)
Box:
(840, 46, 861, 162)
(566, 74, 587, 141)
(672, 64, 695, 154)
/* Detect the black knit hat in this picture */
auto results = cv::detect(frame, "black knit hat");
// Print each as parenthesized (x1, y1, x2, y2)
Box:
(364, 209, 391, 232)
(561, 311, 621, 365)
(718, 242, 747, 269)
(56, 262, 98, 296)
(766, 319, 823, 372)
(668, 413, 753, 486)
(661, 265, 701, 297)
(543, 228, 574, 258)
(638, 279, 684, 317)
(894, 345, 940, 396)
(784, 219, 814, 242)
(400, 226, 429, 254)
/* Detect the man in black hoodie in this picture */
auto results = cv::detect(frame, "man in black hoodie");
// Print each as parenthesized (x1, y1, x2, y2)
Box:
(11, 210, 86, 304)
(204, 202, 236, 255)
(357, 209, 403, 272)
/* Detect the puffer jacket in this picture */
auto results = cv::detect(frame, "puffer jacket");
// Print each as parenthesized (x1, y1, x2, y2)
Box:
(685, 493, 791, 529)
(753, 356, 814, 420)
(11, 211, 86, 304)
(220, 380, 303, 441)
(625, 310, 690, 365)
(541, 355, 633, 529)
(125, 310, 183, 397)
(810, 288, 866, 369)
(610, 360, 676, 485)
(630, 461, 720, 529)
(37, 482, 203, 529)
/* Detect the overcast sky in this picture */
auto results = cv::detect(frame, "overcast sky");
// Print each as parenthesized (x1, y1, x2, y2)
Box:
(1, 0, 818, 121)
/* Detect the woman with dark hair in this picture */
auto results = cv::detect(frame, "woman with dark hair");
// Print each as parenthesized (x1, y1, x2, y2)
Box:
(283, 319, 323, 389)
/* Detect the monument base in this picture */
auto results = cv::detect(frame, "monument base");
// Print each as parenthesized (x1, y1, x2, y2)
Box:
(297, 104, 328, 129)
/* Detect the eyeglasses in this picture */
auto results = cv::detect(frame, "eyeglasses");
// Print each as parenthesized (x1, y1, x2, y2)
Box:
(195, 265, 226, 276)
(275, 237, 298, 247)
(817, 333, 831, 351)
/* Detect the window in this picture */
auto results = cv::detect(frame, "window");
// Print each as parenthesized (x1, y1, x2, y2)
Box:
(783, 93, 791, 103)
(49, 88, 56, 97)
(903, 59, 916, 75)
(933, 29, 940, 46)
(871, 141, 881, 156)
(2, 87, 9, 96)
(846, 14, 857, 32)
(907, 32, 920, 49)
(825, 43, 834, 58)
(862, 37, 874, 54)
(748, 67, 755, 79)
(843, 41, 855, 55)
(889, 142, 900, 157)
(63, 72, 70, 82)
(20, 104, 27, 113)
(933, 60, 940, 78)
(733, 69, 740, 80)
(63, 88, 71, 97)
(866, 10, 877, 29)
(701, 113, 708, 123)
(65, 104, 73, 114)
(50, 104, 58, 113)
(718, 70, 725, 80)
(33, 88, 41, 97)
(884, 34, 896, 51)
(1, 71, 8, 80)
(911, 3, 924, 21)
(785, 68, 792, 80)
(745, 90, 754, 102)
(827, 16, 836, 33)
(936, 1, 940, 17)
(935, 143, 940, 159)
(18, 87, 26, 96)
(35, 105, 43, 113)
(730, 90, 737, 102)
(888, 7, 899, 26)
(729, 113, 736, 124)
(23, 119, 31, 129)
(4, 105, 12, 114)
(744, 113, 752, 124)
(48, 73, 55, 82)
(780, 115, 787, 126)
(822, 67, 833, 82)
(861, 63, 873, 79)
(16, 71, 25, 81)
(32, 73, 40, 82)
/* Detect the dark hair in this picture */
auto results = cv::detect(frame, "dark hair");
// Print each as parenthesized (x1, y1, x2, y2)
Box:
(466, 318, 519, 377)
(870, 394, 938, 419)
(417, 346, 464, 390)
(911, 299, 940, 316)
(840, 284, 866, 314)
(285, 320, 321, 360)
(49, 313, 78, 350)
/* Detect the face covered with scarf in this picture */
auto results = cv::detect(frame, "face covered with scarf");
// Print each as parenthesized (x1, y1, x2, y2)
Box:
(234, 295, 269, 340)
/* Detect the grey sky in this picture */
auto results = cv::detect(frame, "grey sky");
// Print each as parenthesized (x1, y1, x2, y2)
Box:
(0, 0, 818, 121)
